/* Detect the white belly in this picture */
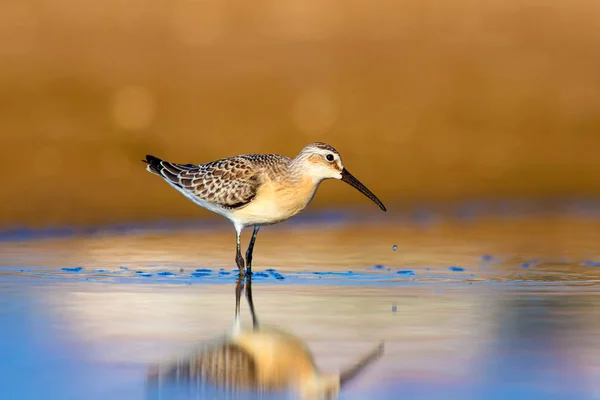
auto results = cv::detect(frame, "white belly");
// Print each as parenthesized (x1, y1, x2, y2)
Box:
(165, 180, 233, 220)
(163, 176, 320, 228)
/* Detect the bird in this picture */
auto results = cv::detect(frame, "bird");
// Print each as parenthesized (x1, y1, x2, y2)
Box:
(142, 142, 387, 275)
(146, 275, 385, 400)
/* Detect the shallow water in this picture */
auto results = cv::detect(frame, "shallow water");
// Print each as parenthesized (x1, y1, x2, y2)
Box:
(1, 210, 600, 399)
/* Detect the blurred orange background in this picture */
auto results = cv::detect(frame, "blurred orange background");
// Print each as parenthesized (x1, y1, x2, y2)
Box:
(2, 0, 600, 228)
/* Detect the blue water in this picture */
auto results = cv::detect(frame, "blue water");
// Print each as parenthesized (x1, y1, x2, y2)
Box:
(0, 265, 481, 286)
(2, 202, 600, 400)
(1, 267, 599, 400)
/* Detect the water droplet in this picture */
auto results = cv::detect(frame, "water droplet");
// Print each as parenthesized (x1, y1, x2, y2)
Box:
(392, 245, 398, 251)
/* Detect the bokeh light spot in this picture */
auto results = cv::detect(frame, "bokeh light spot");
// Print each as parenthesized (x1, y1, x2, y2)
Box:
(171, 0, 224, 46)
(292, 89, 338, 136)
(111, 85, 156, 131)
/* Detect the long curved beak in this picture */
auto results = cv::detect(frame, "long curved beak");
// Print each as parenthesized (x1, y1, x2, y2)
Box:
(340, 341, 385, 387)
(340, 169, 387, 211)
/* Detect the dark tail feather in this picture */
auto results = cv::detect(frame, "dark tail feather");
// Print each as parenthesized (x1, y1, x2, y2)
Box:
(142, 155, 163, 175)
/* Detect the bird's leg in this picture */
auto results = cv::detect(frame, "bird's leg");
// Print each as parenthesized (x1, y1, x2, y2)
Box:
(245, 225, 260, 275)
(235, 226, 245, 275)
(245, 274, 259, 330)
(233, 274, 245, 335)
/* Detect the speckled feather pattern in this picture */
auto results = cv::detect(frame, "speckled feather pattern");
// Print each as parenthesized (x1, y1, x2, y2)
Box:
(308, 142, 338, 154)
(143, 141, 386, 275)
(148, 154, 292, 210)
(142, 142, 353, 224)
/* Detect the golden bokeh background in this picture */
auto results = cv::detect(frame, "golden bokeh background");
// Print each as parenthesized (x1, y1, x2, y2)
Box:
(2, 0, 600, 228)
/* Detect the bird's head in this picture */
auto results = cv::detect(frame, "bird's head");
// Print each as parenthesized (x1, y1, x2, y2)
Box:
(295, 142, 387, 212)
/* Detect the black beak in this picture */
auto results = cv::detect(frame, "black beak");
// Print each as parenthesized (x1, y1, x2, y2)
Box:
(340, 342, 385, 387)
(340, 169, 387, 211)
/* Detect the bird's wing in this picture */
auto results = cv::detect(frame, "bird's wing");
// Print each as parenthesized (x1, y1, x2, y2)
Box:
(144, 155, 262, 209)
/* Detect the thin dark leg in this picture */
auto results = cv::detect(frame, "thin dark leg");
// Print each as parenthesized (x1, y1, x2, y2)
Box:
(235, 227, 245, 275)
(235, 274, 244, 319)
(245, 275, 259, 330)
(245, 225, 260, 275)
(233, 274, 244, 333)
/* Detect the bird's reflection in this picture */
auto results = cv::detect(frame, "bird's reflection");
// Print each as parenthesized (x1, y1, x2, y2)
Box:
(146, 275, 384, 399)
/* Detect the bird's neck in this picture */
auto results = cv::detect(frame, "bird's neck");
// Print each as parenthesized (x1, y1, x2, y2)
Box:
(288, 158, 323, 186)
(260, 160, 322, 221)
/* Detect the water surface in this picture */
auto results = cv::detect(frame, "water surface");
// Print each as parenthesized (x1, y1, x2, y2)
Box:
(1, 212, 600, 399)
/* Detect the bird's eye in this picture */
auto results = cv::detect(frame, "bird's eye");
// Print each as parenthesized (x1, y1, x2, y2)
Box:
(326, 154, 335, 162)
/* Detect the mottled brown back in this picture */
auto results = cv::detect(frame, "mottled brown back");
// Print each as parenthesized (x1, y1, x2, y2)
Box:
(144, 154, 290, 209)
